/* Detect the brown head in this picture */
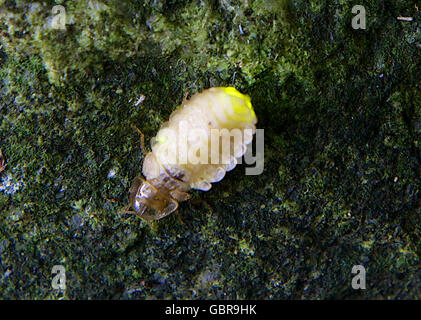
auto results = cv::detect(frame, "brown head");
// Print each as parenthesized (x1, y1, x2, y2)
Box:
(128, 176, 178, 220)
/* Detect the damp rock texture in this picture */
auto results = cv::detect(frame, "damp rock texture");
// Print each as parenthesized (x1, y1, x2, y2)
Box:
(0, 0, 420, 299)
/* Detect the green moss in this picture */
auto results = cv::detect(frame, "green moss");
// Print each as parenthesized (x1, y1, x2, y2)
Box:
(0, 0, 420, 299)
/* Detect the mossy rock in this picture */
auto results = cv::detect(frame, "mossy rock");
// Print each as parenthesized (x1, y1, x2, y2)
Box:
(0, 0, 419, 299)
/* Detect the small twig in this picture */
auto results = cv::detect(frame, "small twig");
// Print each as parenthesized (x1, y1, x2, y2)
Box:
(397, 16, 413, 22)
(134, 94, 145, 107)
(175, 209, 186, 225)
(131, 124, 146, 152)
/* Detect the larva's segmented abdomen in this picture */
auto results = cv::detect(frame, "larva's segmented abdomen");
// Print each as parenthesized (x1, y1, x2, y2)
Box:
(142, 87, 257, 191)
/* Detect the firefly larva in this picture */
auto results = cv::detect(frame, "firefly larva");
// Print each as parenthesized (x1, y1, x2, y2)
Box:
(128, 87, 257, 220)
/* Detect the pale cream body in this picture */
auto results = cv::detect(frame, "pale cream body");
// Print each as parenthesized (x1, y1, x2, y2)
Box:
(142, 87, 257, 192)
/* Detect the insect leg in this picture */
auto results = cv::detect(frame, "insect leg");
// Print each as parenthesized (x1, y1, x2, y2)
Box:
(175, 209, 186, 225)
(169, 189, 191, 202)
(132, 212, 156, 230)
(131, 124, 146, 153)
(117, 206, 154, 229)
